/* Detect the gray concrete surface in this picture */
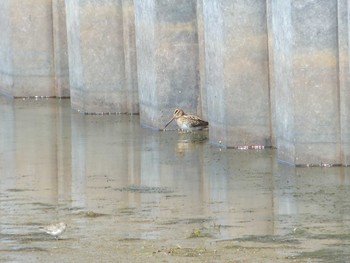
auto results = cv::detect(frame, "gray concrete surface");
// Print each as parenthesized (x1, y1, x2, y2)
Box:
(338, 0, 350, 165)
(53, 0, 70, 97)
(134, 0, 200, 129)
(122, 0, 139, 114)
(65, 0, 128, 113)
(0, 0, 55, 97)
(203, 0, 271, 148)
(269, 0, 342, 165)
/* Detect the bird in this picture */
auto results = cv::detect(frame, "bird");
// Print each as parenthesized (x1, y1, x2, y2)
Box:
(40, 222, 67, 240)
(164, 108, 208, 132)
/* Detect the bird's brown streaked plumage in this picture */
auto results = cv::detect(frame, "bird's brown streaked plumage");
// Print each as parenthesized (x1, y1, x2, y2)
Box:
(164, 108, 208, 131)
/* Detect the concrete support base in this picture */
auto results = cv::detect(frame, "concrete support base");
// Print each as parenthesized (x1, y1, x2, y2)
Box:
(203, 0, 271, 148)
(134, 0, 200, 129)
(0, 0, 55, 97)
(122, 0, 139, 114)
(52, 0, 70, 98)
(269, 0, 343, 165)
(65, 0, 138, 114)
(338, 0, 350, 165)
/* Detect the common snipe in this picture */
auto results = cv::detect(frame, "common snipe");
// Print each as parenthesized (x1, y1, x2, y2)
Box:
(164, 108, 208, 132)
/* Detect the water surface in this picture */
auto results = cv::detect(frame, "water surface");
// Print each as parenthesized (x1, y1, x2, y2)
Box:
(0, 98, 350, 262)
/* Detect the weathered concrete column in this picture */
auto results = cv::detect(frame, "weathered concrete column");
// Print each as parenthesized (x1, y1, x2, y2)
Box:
(338, 0, 350, 165)
(52, 0, 70, 98)
(203, 0, 271, 148)
(134, 0, 200, 129)
(122, 0, 139, 114)
(0, 0, 55, 97)
(197, 0, 208, 120)
(66, 0, 136, 113)
(269, 0, 341, 165)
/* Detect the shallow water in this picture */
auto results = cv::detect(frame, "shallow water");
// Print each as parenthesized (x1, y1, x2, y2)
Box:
(0, 98, 350, 262)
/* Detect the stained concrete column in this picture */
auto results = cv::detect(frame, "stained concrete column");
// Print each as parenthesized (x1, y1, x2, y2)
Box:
(0, 0, 55, 97)
(197, 0, 208, 120)
(269, 0, 341, 165)
(52, 0, 70, 98)
(122, 0, 139, 114)
(203, 0, 271, 147)
(66, 0, 130, 113)
(338, 0, 350, 165)
(134, 0, 200, 129)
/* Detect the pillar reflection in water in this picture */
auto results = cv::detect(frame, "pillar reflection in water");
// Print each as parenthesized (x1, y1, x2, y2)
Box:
(206, 149, 275, 238)
(0, 97, 15, 190)
(274, 165, 350, 237)
(70, 114, 139, 211)
(0, 99, 70, 235)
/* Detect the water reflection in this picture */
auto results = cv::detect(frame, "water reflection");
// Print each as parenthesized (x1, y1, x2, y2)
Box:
(1, 97, 350, 261)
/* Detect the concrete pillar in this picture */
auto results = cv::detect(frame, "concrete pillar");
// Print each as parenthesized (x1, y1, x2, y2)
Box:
(134, 0, 200, 129)
(269, 0, 341, 165)
(122, 0, 139, 114)
(52, 0, 70, 98)
(65, 0, 130, 113)
(197, 0, 208, 120)
(0, 0, 55, 97)
(339, 0, 350, 165)
(0, 0, 13, 97)
(203, 0, 271, 147)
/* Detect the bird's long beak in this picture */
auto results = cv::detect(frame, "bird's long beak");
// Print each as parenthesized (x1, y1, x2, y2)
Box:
(164, 116, 175, 128)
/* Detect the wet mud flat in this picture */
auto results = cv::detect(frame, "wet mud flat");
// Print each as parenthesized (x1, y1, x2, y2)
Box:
(1, 98, 350, 262)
